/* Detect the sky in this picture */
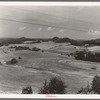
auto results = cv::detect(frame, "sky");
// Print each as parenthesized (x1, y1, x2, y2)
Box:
(0, 6, 100, 39)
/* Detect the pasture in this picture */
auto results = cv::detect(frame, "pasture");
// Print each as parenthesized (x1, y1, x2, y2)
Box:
(0, 42, 99, 94)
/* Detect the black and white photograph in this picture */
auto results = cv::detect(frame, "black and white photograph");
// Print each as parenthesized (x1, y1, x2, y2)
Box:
(0, 2, 100, 96)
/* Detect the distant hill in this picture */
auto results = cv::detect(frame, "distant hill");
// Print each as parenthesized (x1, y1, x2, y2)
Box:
(0, 37, 51, 46)
(0, 36, 100, 46)
(85, 38, 100, 45)
(51, 37, 85, 46)
(52, 37, 100, 46)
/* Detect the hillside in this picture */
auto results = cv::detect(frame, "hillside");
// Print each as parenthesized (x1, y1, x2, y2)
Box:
(0, 42, 97, 94)
(52, 37, 100, 46)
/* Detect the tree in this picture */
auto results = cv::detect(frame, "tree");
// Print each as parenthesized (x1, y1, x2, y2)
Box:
(32, 47, 40, 51)
(39, 77, 67, 94)
(10, 58, 18, 64)
(22, 86, 33, 94)
(92, 75, 100, 94)
(75, 51, 85, 60)
(52, 37, 59, 42)
(39, 80, 49, 94)
(77, 75, 100, 94)
(7, 58, 18, 65)
(42, 50, 44, 53)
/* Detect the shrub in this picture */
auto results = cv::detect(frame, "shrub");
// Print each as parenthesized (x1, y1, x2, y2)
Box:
(77, 82, 92, 94)
(22, 86, 33, 94)
(39, 77, 67, 94)
(10, 58, 18, 64)
(18, 57, 22, 59)
(7, 58, 18, 64)
(39, 80, 49, 94)
(32, 47, 40, 51)
(42, 50, 44, 53)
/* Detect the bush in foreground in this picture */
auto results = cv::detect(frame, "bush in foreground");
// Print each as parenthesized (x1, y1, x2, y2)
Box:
(39, 77, 67, 94)
(22, 86, 33, 94)
(77, 75, 100, 94)
(92, 75, 100, 94)
(77, 82, 92, 94)
(21, 75, 100, 94)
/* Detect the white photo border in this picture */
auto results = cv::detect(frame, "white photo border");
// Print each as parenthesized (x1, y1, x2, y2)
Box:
(0, 1, 100, 99)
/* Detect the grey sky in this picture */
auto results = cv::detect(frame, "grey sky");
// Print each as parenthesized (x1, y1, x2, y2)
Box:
(0, 6, 100, 39)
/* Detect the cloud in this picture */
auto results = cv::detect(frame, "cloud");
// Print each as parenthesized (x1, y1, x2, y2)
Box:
(19, 26, 26, 31)
(59, 29, 64, 33)
(88, 30, 100, 35)
(47, 27, 55, 31)
(38, 27, 42, 31)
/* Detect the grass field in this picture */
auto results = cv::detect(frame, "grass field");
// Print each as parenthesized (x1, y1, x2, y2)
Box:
(87, 46, 100, 52)
(0, 42, 99, 94)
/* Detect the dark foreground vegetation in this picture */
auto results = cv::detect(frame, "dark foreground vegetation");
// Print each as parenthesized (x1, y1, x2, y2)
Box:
(22, 86, 33, 94)
(77, 75, 100, 94)
(39, 77, 67, 94)
(22, 77, 66, 94)
(21, 75, 100, 94)
(75, 50, 100, 62)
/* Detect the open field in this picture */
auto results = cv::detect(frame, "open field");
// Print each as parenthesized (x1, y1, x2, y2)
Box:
(8, 42, 81, 55)
(0, 42, 100, 94)
(87, 46, 100, 52)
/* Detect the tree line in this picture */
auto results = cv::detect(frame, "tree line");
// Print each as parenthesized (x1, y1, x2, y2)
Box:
(75, 50, 100, 62)
(10, 46, 40, 51)
(21, 75, 100, 94)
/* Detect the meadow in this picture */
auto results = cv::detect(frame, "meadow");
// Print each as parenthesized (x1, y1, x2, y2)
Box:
(0, 42, 99, 94)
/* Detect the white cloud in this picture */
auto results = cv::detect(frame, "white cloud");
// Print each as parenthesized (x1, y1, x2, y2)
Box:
(47, 27, 55, 31)
(38, 27, 42, 31)
(88, 30, 100, 35)
(19, 26, 26, 31)
(59, 29, 64, 33)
